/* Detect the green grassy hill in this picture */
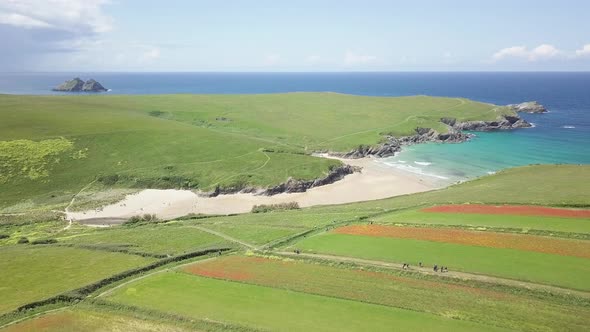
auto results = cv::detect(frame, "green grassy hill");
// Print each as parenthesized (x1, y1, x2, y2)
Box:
(1, 164, 589, 331)
(0, 93, 509, 211)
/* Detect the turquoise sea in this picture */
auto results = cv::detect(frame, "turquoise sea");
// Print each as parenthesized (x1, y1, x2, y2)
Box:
(1, 72, 588, 182)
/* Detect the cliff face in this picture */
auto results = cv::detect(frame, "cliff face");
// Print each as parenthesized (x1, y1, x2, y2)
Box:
(334, 102, 545, 159)
(53, 78, 107, 92)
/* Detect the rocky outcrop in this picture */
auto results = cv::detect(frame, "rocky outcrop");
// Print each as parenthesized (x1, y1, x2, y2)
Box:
(508, 101, 547, 113)
(336, 112, 536, 159)
(261, 165, 360, 195)
(452, 115, 532, 131)
(199, 164, 360, 197)
(53, 77, 85, 92)
(53, 78, 107, 92)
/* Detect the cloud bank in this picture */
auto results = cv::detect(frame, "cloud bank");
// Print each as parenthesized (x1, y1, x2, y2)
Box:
(0, 0, 112, 70)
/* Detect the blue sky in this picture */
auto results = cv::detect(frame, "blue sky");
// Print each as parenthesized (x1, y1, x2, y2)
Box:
(1, 0, 589, 71)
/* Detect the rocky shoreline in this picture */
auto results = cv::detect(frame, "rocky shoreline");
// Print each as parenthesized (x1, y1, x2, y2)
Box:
(200, 164, 360, 197)
(333, 101, 544, 159)
(202, 101, 546, 196)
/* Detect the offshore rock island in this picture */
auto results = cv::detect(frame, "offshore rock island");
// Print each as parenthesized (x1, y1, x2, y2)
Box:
(52, 78, 108, 92)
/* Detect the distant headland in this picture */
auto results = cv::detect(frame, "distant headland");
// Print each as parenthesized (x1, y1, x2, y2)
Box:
(52, 77, 108, 92)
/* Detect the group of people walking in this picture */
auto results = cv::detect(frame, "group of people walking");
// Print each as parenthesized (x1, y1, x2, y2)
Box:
(402, 262, 449, 273)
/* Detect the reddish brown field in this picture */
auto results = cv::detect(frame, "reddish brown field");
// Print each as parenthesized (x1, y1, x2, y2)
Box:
(422, 204, 590, 218)
(334, 225, 590, 258)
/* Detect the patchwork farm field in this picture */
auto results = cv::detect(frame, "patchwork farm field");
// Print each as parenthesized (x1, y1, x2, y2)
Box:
(104, 271, 507, 332)
(295, 232, 590, 291)
(0, 245, 154, 314)
(2, 91, 590, 331)
(181, 255, 589, 331)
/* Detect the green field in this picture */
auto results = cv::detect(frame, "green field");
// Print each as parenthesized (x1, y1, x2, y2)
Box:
(373, 208, 590, 234)
(0, 246, 154, 314)
(105, 271, 507, 332)
(2, 92, 590, 331)
(0, 93, 510, 211)
(295, 233, 590, 290)
(179, 255, 589, 331)
(59, 223, 232, 256)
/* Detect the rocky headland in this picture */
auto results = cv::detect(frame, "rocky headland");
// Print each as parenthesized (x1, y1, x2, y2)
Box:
(53, 78, 108, 92)
(334, 101, 545, 159)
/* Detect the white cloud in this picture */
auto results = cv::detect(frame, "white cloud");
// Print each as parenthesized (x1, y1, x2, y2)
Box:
(529, 44, 561, 61)
(576, 44, 590, 57)
(492, 46, 529, 61)
(0, 12, 52, 28)
(344, 50, 377, 65)
(0, 0, 112, 34)
(492, 44, 562, 62)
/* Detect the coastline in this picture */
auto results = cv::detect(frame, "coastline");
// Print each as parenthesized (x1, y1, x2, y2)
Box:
(67, 155, 442, 224)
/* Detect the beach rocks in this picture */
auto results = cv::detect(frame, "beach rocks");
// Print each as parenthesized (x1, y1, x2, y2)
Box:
(261, 165, 360, 195)
(53, 78, 108, 92)
(508, 101, 547, 113)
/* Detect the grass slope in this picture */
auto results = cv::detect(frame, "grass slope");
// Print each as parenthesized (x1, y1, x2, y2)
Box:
(0, 93, 506, 210)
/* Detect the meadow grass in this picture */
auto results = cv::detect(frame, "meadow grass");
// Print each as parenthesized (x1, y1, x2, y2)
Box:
(180, 255, 589, 331)
(295, 233, 590, 291)
(106, 271, 508, 332)
(0, 245, 154, 314)
(58, 223, 232, 256)
(0, 93, 506, 210)
(373, 209, 590, 234)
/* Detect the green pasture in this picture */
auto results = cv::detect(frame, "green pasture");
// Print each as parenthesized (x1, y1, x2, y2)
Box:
(184, 209, 362, 245)
(0, 245, 154, 314)
(0, 93, 507, 210)
(295, 233, 590, 291)
(106, 271, 507, 332)
(58, 224, 231, 256)
(179, 255, 588, 331)
(374, 209, 590, 234)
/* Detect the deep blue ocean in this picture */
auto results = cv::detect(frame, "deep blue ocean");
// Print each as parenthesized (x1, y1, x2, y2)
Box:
(1, 72, 588, 182)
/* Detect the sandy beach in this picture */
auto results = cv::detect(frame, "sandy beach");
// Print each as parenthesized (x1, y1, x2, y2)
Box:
(67, 156, 444, 224)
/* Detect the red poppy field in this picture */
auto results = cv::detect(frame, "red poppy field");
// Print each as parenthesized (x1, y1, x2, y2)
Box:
(333, 225, 590, 258)
(422, 204, 590, 218)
